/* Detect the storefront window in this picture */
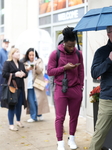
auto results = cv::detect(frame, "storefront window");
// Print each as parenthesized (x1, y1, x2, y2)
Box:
(77, 32, 82, 46)
(0, 0, 4, 34)
(53, 0, 66, 11)
(39, 15, 51, 25)
(1, 0, 4, 9)
(1, 14, 4, 25)
(39, 0, 51, 14)
(68, 0, 84, 7)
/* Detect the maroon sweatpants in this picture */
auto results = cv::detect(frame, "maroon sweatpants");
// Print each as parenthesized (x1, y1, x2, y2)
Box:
(54, 85, 82, 141)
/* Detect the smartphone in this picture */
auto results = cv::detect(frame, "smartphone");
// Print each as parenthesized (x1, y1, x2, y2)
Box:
(71, 63, 81, 67)
(30, 64, 34, 68)
(75, 63, 81, 66)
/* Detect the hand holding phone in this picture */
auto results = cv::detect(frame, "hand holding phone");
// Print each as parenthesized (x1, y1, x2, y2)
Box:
(69, 63, 81, 68)
(30, 64, 34, 68)
(64, 63, 81, 70)
(74, 63, 81, 66)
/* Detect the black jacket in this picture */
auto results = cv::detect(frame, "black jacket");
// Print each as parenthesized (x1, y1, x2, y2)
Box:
(1, 60, 28, 108)
(91, 40, 112, 100)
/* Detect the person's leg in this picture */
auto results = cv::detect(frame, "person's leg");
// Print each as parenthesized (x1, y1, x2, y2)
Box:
(8, 108, 15, 125)
(67, 85, 82, 149)
(54, 85, 68, 150)
(27, 89, 37, 121)
(33, 89, 42, 118)
(89, 99, 112, 150)
(8, 106, 18, 130)
(68, 86, 82, 135)
(15, 89, 23, 122)
(54, 85, 68, 141)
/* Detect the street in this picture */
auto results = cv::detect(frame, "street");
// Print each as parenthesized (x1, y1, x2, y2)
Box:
(0, 105, 91, 150)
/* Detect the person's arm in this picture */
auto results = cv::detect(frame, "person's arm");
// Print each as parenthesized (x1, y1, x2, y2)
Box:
(2, 61, 10, 79)
(35, 59, 44, 75)
(78, 51, 84, 88)
(21, 62, 28, 78)
(91, 50, 112, 79)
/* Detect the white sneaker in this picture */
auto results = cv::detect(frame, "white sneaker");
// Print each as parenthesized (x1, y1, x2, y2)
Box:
(68, 135, 77, 149)
(57, 140, 65, 150)
(37, 116, 44, 121)
(27, 118, 35, 123)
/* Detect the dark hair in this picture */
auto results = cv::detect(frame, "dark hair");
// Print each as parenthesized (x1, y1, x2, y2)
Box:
(24, 48, 39, 62)
(62, 27, 76, 42)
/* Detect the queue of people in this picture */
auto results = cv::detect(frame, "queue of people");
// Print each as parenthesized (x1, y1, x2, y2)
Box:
(0, 39, 50, 131)
(1, 25, 112, 150)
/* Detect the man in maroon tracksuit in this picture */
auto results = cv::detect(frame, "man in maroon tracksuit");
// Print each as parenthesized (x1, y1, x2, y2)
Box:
(47, 27, 84, 150)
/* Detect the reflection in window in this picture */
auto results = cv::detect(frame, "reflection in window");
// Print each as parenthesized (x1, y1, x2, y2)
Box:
(0, 26, 4, 32)
(77, 32, 82, 46)
(0, 0, 4, 34)
(68, 0, 84, 7)
(1, 14, 4, 25)
(53, 0, 66, 11)
(39, 0, 51, 14)
(1, 0, 4, 9)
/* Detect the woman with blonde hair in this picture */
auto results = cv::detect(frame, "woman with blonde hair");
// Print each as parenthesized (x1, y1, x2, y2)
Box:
(1, 48, 28, 131)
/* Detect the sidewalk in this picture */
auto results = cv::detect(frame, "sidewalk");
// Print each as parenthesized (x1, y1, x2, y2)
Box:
(0, 105, 92, 150)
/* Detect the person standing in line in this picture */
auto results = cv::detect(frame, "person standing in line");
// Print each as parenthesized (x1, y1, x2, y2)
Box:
(89, 26, 112, 150)
(47, 27, 84, 150)
(24, 48, 50, 123)
(0, 39, 10, 102)
(1, 48, 28, 131)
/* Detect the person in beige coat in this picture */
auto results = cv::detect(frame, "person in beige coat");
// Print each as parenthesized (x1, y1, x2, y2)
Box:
(24, 48, 50, 122)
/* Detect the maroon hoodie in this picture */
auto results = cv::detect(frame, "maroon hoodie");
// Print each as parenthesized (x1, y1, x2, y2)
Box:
(47, 44, 84, 88)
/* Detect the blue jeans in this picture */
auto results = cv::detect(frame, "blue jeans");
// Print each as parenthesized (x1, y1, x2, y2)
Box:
(28, 88, 41, 121)
(8, 89, 23, 125)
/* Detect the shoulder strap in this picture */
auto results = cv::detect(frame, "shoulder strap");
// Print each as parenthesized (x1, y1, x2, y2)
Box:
(8, 74, 12, 85)
(76, 50, 80, 60)
(56, 49, 60, 67)
(8, 73, 18, 89)
(56, 49, 80, 67)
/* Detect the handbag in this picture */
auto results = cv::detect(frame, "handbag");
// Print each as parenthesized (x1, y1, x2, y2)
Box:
(33, 78, 46, 91)
(1, 73, 18, 105)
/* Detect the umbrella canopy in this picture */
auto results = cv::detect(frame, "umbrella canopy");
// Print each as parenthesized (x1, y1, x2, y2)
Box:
(74, 6, 112, 32)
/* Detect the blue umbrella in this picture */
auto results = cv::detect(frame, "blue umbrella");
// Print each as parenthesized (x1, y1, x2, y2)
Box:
(74, 6, 112, 32)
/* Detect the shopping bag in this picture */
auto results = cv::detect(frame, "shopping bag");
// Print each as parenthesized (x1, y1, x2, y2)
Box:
(33, 78, 46, 91)
(1, 74, 18, 105)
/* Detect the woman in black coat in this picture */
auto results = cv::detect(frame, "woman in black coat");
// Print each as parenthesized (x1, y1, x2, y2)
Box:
(1, 48, 28, 131)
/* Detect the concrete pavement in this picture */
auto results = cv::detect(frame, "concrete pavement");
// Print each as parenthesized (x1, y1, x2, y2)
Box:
(0, 105, 92, 150)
